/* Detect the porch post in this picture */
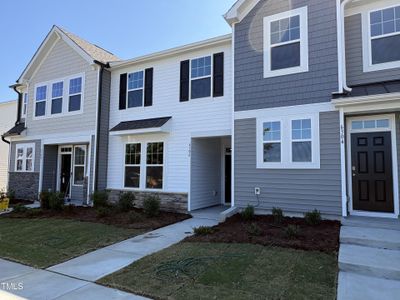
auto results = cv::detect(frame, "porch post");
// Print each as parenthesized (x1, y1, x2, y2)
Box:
(340, 108, 348, 217)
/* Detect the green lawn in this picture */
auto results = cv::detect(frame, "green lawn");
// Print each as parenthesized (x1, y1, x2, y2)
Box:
(0, 218, 141, 268)
(99, 242, 338, 300)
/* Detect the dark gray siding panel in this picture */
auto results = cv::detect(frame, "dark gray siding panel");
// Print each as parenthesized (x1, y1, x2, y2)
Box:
(97, 69, 111, 191)
(234, 111, 342, 216)
(345, 14, 400, 86)
(42, 145, 58, 192)
(235, 0, 339, 111)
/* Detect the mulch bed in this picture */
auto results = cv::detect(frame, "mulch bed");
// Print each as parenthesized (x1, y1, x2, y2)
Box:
(4, 206, 191, 231)
(8, 199, 34, 207)
(185, 214, 340, 253)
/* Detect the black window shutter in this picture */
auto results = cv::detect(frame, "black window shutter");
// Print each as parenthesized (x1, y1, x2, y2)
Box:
(213, 52, 224, 97)
(119, 73, 127, 110)
(144, 68, 153, 107)
(180, 60, 190, 102)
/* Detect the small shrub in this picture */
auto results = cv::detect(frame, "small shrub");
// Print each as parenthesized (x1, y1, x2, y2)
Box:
(6, 190, 15, 202)
(26, 208, 43, 217)
(12, 203, 27, 214)
(96, 207, 110, 218)
(272, 207, 284, 224)
(128, 211, 145, 223)
(49, 192, 65, 211)
(194, 226, 215, 235)
(143, 195, 161, 217)
(304, 209, 322, 226)
(118, 192, 135, 212)
(285, 225, 300, 239)
(40, 191, 51, 209)
(241, 205, 255, 221)
(247, 223, 263, 236)
(91, 190, 109, 208)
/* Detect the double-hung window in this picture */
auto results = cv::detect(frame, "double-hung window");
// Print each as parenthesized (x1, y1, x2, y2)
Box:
(191, 56, 212, 99)
(364, 5, 400, 71)
(35, 86, 47, 117)
(127, 71, 144, 108)
(73, 145, 86, 185)
(51, 82, 63, 114)
(257, 114, 319, 169)
(263, 6, 308, 78)
(69, 77, 82, 112)
(22, 93, 28, 118)
(146, 142, 164, 189)
(15, 143, 35, 172)
(124, 143, 141, 188)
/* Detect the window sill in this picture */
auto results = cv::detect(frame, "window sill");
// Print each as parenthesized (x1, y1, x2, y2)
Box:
(363, 60, 400, 73)
(256, 162, 320, 169)
(264, 65, 309, 79)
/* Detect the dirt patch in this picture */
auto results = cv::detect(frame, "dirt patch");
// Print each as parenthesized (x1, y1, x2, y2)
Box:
(185, 214, 340, 253)
(4, 206, 191, 231)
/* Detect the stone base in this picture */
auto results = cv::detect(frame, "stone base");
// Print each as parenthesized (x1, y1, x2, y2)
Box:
(8, 172, 40, 201)
(108, 189, 188, 213)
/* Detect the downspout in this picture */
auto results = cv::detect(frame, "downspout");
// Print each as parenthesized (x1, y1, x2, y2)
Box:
(340, 0, 352, 92)
(93, 60, 108, 191)
(13, 85, 23, 126)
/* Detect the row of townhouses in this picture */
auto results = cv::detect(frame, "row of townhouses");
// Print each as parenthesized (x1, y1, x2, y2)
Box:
(2, 0, 400, 219)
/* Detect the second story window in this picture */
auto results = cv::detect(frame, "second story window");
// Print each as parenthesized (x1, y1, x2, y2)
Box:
(127, 71, 144, 108)
(263, 6, 308, 78)
(364, 5, 400, 71)
(190, 56, 212, 99)
(35, 85, 47, 117)
(69, 77, 82, 112)
(51, 82, 63, 115)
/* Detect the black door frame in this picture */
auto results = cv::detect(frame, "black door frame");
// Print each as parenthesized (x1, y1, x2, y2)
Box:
(347, 114, 399, 217)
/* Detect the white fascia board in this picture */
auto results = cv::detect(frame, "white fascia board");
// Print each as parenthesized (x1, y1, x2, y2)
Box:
(333, 93, 400, 108)
(224, 0, 261, 26)
(110, 123, 171, 137)
(109, 34, 231, 70)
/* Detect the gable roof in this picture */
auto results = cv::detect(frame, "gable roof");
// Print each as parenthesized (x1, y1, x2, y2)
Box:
(224, 0, 261, 25)
(18, 25, 120, 83)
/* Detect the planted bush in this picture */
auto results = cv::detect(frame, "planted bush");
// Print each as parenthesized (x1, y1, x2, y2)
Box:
(40, 191, 51, 209)
(143, 195, 161, 217)
(247, 223, 263, 236)
(304, 209, 322, 226)
(241, 205, 255, 221)
(118, 192, 135, 212)
(49, 192, 65, 211)
(128, 211, 145, 223)
(6, 190, 15, 202)
(91, 190, 109, 208)
(272, 207, 284, 224)
(194, 226, 215, 235)
(13, 203, 28, 213)
(285, 225, 300, 239)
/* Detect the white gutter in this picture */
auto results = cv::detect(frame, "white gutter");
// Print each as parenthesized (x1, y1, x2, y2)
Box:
(339, 0, 353, 92)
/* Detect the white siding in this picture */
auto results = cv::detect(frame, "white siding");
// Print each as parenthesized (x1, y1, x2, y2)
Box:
(107, 42, 232, 194)
(0, 101, 17, 191)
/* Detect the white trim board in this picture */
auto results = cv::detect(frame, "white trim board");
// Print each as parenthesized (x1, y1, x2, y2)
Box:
(346, 114, 399, 219)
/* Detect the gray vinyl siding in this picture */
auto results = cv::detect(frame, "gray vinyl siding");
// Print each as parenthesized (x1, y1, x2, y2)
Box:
(9, 140, 41, 173)
(190, 138, 222, 210)
(234, 0, 339, 111)
(42, 145, 58, 192)
(234, 111, 342, 216)
(396, 114, 400, 211)
(25, 38, 98, 136)
(345, 14, 400, 86)
(96, 69, 111, 191)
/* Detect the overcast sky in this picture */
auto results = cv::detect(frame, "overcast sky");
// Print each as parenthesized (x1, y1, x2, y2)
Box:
(0, 0, 234, 102)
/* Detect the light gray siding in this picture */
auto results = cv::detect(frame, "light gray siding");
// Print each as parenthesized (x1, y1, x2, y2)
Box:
(96, 69, 111, 191)
(234, 111, 342, 216)
(190, 138, 222, 210)
(234, 0, 339, 111)
(42, 145, 58, 192)
(345, 14, 400, 86)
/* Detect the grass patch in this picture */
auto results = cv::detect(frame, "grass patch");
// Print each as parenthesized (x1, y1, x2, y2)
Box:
(99, 242, 337, 300)
(0, 218, 141, 268)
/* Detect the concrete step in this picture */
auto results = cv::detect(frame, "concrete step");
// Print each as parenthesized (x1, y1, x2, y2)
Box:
(337, 271, 400, 300)
(340, 226, 400, 250)
(339, 244, 400, 280)
(342, 216, 400, 231)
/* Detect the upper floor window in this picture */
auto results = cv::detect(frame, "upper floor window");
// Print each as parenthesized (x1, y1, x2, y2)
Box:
(15, 143, 35, 172)
(22, 92, 28, 118)
(127, 71, 144, 108)
(35, 86, 47, 117)
(263, 6, 309, 78)
(191, 56, 212, 99)
(69, 77, 82, 112)
(51, 81, 63, 115)
(363, 5, 400, 72)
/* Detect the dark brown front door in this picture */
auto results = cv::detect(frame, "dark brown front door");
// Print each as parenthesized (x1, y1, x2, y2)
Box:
(351, 132, 394, 213)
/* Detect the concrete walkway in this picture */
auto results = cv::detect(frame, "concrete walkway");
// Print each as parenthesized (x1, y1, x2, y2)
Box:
(337, 216, 400, 300)
(0, 206, 222, 299)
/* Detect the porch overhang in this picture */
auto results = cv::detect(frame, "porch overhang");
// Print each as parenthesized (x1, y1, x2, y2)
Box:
(2, 122, 26, 138)
(110, 117, 172, 136)
(333, 92, 400, 113)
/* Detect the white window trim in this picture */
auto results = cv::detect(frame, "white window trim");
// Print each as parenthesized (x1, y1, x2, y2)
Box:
(263, 6, 309, 78)
(33, 73, 85, 120)
(68, 77, 84, 113)
(72, 145, 86, 187)
(257, 113, 320, 169)
(22, 92, 28, 118)
(124, 143, 141, 189)
(145, 142, 164, 190)
(189, 55, 213, 100)
(362, 3, 400, 72)
(126, 70, 145, 109)
(51, 81, 64, 115)
(122, 140, 165, 191)
(15, 143, 35, 173)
